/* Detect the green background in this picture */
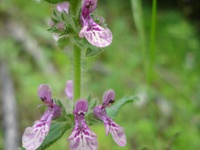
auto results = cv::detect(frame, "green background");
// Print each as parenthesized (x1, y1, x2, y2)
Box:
(0, 0, 200, 149)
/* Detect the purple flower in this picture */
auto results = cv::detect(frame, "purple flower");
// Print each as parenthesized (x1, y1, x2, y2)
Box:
(56, 2, 70, 14)
(93, 89, 126, 147)
(68, 100, 98, 150)
(22, 84, 61, 150)
(79, 0, 113, 48)
(65, 80, 73, 100)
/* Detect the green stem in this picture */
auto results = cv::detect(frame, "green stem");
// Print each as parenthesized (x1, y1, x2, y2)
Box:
(149, 1, 158, 149)
(148, 0, 157, 85)
(73, 46, 81, 101)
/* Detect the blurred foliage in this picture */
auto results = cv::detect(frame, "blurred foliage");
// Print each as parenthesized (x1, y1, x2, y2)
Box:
(0, 0, 200, 150)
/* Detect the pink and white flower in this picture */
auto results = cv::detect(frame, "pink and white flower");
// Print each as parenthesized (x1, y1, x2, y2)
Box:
(68, 100, 98, 150)
(93, 89, 126, 147)
(79, 0, 112, 48)
(22, 85, 61, 150)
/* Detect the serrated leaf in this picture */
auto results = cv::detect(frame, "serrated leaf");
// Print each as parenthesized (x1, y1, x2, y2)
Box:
(44, 0, 67, 4)
(106, 96, 138, 118)
(85, 47, 103, 57)
(37, 121, 71, 150)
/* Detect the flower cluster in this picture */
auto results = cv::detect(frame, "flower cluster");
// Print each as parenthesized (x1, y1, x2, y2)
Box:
(22, 83, 126, 150)
(67, 89, 126, 150)
(21, 0, 126, 150)
(49, 0, 112, 48)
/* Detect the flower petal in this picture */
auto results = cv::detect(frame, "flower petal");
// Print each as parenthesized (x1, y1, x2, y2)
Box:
(22, 108, 53, 150)
(79, 20, 113, 48)
(56, 2, 70, 14)
(52, 33, 59, 41)
(68, 126, 98, 150)
(73, 99, 88, 115)
(65, 80, 73, 100)
(104, 119, 126, 147)
(102, 89, 115, 109)
(81, 0, 98, 19)
(38, 84, 52, 105)
(93, 105, 126, 147)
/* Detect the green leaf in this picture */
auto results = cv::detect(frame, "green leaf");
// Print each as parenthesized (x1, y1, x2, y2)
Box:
(87, 94, 92, 102)
(44, 0, 67, 4)
(61, 12, 66, 21)
(88, 98, 99, 111)
(51, 17, 59, 24)
(37, 121, 71, 150)
(106, 96, 138, 118)
(52, 10, 58, 17)
(57, 36, 71, 48)
(47, 27, 59, 33)
(86, 112, 102, 126)
(85, 46, 103, 57)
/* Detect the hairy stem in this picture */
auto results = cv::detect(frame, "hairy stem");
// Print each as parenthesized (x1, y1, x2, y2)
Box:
(73, 46, 81, 101)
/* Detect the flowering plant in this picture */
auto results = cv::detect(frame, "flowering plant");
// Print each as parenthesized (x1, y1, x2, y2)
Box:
(19, 0, 136, 149)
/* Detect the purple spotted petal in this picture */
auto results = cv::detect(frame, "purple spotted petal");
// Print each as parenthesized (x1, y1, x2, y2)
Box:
(79, 20, 113, 48)
(65, 80, 73, 100)
(68, 124, 98, 150)
(81, 0, 98, 19)
(22, 108, 53, 150)
(93, 105, 126, 147)
(102, 89, 115, 109)
(38, 84, 52, 105)
(80, 0, 112, 48)
(56, 2, 70, 14)
(68, 100, 98, 150)
(104, 118, 126, 147)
